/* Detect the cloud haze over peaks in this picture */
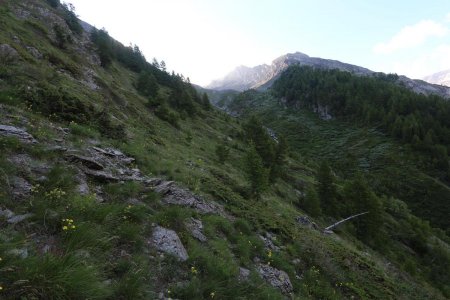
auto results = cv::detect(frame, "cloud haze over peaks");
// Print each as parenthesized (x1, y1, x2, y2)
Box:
(373, 20, 448, 54)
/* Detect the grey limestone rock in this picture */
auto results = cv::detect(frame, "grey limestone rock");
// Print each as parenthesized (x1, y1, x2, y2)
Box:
(7, 213, 34, 224)
(149, 226, 188, 261)
(10, 176, 32, 200)
(239, 267, 251, 282)
(257, 263, 293, 294)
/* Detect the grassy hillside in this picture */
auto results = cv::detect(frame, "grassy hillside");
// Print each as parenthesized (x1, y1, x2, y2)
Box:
(0, 0, 449, 299)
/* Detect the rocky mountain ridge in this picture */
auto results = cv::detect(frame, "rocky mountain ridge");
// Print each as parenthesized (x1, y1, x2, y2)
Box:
(208, 52, 450, 99)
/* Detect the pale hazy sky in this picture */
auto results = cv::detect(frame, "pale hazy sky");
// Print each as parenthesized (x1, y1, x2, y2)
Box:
(67, 0, 450, 86)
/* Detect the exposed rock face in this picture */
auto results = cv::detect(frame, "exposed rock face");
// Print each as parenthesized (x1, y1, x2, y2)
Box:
(397, 75, 450, 98)
(147, 179, 229, 217)
(65, 146, 143, 182)
(10, 176, 32, 200)
(313, 104, 332, 120)
(66, 153, 105, 170)
(185, 217, 207, 242)
(149, 226, 188, 261)
(257, 263, 293, 294)
(0, 125, 37, 144)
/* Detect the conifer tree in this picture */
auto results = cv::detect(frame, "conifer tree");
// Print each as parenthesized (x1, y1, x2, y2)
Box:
(244, 144, 269, 199)
(317, 161, 338, 216)
(301, 185, 322, 217)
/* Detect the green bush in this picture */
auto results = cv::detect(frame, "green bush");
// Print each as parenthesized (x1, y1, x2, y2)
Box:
(23, 83, 93, 123)
(154, 104, 179, 128)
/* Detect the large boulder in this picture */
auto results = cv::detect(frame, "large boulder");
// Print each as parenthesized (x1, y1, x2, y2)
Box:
(149, 226, 188, 261)
(257, 263, 293, 294)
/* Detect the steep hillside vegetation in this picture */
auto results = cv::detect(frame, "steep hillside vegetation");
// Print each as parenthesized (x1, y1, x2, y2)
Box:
(0, 1, 449, 299)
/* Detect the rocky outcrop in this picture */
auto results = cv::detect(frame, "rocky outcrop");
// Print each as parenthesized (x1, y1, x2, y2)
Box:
(66, 153, 105, 170)
(295, 216, 319, 230)
(8, 154, 50, 181)
(259, 232, 280, 252)
(0, 44, 20, 65)
(257, 263, 293, 294)
(313, 104, 332, 120)
(0, 208, 33, 224)
(239, 267, 251, 282)
(7, 213, 33, 224)
(26, 46, 43, 59)
(185, 217, 207, 242)
(65, 146, 143, 182)
(10, 176, 32, 200)
(147, 179, 229, 217)
(149, 226, 188, 261)
(0, 125, 37, 144)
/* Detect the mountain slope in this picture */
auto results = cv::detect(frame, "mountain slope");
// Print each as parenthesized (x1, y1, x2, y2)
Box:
(424, 69, 450, 87)
(208, 52, 450, 99)
(0, 1, 449, 299)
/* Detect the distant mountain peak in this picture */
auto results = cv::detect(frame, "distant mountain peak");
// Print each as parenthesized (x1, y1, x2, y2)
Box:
(423, 69, 450, 87)
(207, 52, 450, 99)
(207, 51, 372, 91)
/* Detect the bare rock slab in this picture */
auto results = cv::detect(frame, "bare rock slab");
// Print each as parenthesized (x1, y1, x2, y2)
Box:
(0, 125, 37, 144)
(149, 226, 188, 261)
(146, 179, 229, 218)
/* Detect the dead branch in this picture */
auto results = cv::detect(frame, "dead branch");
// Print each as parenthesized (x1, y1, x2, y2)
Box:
(324, 211, 369, 233)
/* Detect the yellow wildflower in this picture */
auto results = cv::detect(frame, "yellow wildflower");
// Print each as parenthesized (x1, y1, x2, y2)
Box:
(62, 226, 68, 230)
(210, 291, 215, 298)
(191, 266, 198, 275)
